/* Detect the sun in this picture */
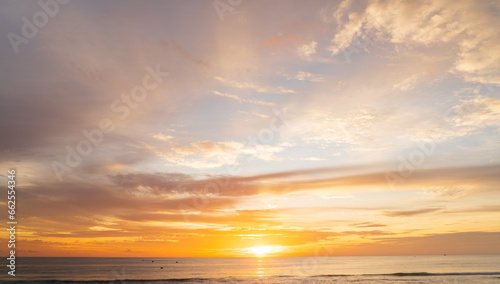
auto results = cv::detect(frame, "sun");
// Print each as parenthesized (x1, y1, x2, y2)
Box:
(247, 246, 274, 257)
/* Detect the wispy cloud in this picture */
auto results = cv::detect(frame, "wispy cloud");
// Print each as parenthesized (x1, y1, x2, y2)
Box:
(214, 77, 296, 94)
(382, 207, 442, 217)
(108, 163, 500, 198)
(212, 91, 275, 106)
(393, 74, 420, 91)
(351, 222, 387, 228)
(153, 133, 173, 141)
(285, 71, 323, 82)
(132, 139, 291, 169)
(238, 110, 270, 118)
(450, 95, 500, 129)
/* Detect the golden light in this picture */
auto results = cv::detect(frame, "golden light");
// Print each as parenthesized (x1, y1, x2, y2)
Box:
(247, 245, 275, 257)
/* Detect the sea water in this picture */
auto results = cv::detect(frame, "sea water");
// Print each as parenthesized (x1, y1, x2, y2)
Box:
(2, 255, 499, 283)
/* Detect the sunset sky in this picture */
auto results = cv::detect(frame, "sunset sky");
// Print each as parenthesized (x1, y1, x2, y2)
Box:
(1, 0, 500, 257)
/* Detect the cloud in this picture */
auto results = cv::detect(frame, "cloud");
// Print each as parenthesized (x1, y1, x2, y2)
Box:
(111, 163, 500, 199)
(285, 71, 323, 82)
(339, 230, 394, 237)
(319, 0, 352, 25)
(14, 180, 242, 237)
(406, 94, 500, 144)
(297, 40, 317, 60)
(132, 140, 291, 169)
(6, 161, 500, 256)
(212, 91, 275, 106)
(128, 140, 242, 169)
(285, 107, 400, 151)
(449, 95, 500, 129)
(329, 0, 500, 84)
(163, 140, 245, 168)
(247, 163, 500, 195)
(382, 207, 442, 217)
(109, 171, 259, 197)
(410, 95, 500, 143)
(286, 93, 500, 152)
(1, 0, 499, 258)
(162, 41, 210, 68)
(123, 248, 143, 253)
(214, 77, 296, 94)
(240, 143, 291, 161)
(393, 74, 420, 91)
(238, 110, 270, 118)
(423, 185, 474, 200)
(153, 133, 173, 141)
(446, 205, 500, 213)
(351, 222, 386, 228)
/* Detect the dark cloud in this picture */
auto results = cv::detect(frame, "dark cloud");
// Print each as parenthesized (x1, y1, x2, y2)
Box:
(109, 172, 260, 196)
(339, 230, 395, 237)
(7, 162, 497, 243)
(162, 41, 211, 68)
(382, 207, 442, 217)
(351, 222, 387, 228)
(108, 164, 500, 198)
(15, 181, 238, 239)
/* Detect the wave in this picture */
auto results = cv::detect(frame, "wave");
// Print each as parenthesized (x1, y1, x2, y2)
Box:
(4, 279, 213, 283)
(387, 272, 500, 276)
(7, 272, 500, 283)
(313, 272, 500, 277)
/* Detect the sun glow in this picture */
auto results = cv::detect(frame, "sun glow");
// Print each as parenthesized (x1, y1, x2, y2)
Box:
(247, 246, 276, 257)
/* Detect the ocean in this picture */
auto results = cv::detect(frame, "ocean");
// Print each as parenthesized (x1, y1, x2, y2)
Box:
(2, 255, 499, 283)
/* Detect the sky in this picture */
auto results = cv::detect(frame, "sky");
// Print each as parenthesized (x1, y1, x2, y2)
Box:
(0, 0, 499, 257)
